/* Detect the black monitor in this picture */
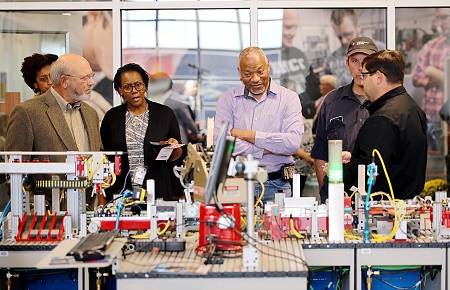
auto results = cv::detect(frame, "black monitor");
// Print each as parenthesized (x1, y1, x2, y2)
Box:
(203, 121, 235, 205)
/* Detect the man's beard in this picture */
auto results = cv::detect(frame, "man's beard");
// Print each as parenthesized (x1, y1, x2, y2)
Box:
(69, 83, 91, 101)
(250, 86, 265, 96)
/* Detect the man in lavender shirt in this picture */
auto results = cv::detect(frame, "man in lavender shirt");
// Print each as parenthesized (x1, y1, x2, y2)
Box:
(214, 46, 303, 203)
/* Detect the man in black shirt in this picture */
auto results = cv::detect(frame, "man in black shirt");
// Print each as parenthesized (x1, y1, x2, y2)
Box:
(342, 50, 427, 199)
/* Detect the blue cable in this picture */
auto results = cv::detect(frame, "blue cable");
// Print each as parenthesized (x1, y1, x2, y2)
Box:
(0, 200, 11, 229)
(115, 189, 133, 230)
(364, 162, 377, 243)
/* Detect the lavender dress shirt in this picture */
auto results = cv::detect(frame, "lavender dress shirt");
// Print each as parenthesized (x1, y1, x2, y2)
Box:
(214, 79, 303, 173)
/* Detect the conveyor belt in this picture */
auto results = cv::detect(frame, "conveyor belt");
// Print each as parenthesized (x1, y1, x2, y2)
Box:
(294, 230, 446, 249)
(117, 238, 308, 279)
(0, 240, 58, 251)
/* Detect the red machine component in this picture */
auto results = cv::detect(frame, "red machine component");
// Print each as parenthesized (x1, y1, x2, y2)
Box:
(270, 215, 329, 241)
(442, 210, 450, 228)
(266, 204, 329, 240)
(344, 196, 352, 210)
(16, 212, 67, 241)
(90, 217, 155, 231)
(344, 213, 353, 230)
(344, 196, 353, 230)
(197, 204, 242, 252)
(76, 155, 86, 177)
(269, 206, 284, 240)
(94, 183, 101, 195)
(263, 204, 276, 231)
(114, 155, 122, 175)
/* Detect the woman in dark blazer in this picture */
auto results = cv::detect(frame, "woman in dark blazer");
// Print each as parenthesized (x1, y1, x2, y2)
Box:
(100, 63, 183, 205)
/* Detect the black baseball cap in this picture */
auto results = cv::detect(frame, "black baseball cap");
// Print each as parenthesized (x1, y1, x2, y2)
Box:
(347, 37, 378, 57)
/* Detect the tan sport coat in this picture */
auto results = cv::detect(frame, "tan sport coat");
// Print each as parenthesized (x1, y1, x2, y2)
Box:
(5, 88, 102, 160)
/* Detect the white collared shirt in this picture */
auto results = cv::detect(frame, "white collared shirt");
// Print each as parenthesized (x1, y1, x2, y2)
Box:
(51, 87, 90, 152)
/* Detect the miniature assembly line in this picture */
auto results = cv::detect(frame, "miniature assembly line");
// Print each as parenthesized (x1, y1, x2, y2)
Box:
(1, 147, 450, 248)
(0, 144, 448, 290)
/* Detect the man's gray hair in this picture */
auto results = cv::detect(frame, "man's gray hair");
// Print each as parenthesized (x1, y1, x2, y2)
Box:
(50, 60, 70, 86)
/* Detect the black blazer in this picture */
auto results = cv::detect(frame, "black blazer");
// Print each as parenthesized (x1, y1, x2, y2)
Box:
(100, 99, 183, 201)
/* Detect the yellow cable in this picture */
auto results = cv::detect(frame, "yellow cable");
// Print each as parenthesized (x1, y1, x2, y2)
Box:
(255, 181, 265, 208)
(372, 149, 395, 201)
(86, 156, 93, 180)
(90, 156, 104, 181)
(369, 149, 400, 242)
(87, 154, 110, 182)
(370, 191, 392, 201)
(289, 217, 305, 239)
(259, 216, 265, 226)
(104, 206, 117, 211)
(240, 216, 246, 230)
(370, 212, 405, 241)
(124, 201, 136, 207)
(131, 220, 172, 238)
(130, 232, 150, 239)
(157, 220, 171, 235)
(344, 230, 363, 240)
(139, 188, 146, 201)
(102, 172, 116, 188)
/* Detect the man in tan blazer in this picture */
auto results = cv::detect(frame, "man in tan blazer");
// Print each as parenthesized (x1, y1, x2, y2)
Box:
(5, 53, 103, 208)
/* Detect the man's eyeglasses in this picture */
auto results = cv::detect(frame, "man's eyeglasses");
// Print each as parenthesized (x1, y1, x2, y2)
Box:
(65, 73, 95, 82)
(360, 70, 387, 80)
(122, 82, 145, 93)
(360, 71, 376, 80)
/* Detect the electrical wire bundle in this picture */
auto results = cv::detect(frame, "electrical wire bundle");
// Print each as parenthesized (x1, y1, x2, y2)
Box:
(308, 266, 350, 290)
(361, 265, 440, 290)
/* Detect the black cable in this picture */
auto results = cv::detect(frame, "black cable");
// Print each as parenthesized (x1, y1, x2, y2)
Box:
(212, 189, 224, 214)
(195, 217, 242, 263)
(98, 169, 132, 216)
(361, 269, 368, 288)
(307, 266, 349, 290)
(240, 217, 308, 266)
(204, 243, 219, 265)
(376, 268, 425, 275)
(326, 266, 336, 290)
(205, 223, 215, 261)
(361, 267, 427, 290)
(13, 269, 78, 283)
(372, 275, 419, 290)
(229, 220, 311, 271)
(116, 254, 202, 267)
(338, 266, 345, 290)
(429, 265, 440, 281)
(19, 271, 42, 284)
(68, 268, 78, 281)
(106, 169, 132, 207)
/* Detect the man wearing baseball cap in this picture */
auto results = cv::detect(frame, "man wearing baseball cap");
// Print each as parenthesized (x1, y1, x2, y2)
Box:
(311, 36, 378, 203)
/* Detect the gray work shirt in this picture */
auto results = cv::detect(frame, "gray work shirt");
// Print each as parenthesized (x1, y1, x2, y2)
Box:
(311, 81, 370, 161)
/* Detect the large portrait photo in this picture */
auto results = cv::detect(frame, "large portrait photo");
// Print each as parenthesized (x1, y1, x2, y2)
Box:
(259, 8, 386, 118)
